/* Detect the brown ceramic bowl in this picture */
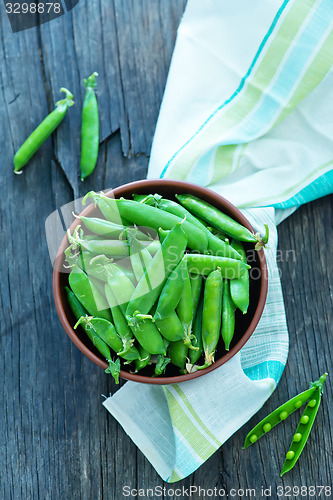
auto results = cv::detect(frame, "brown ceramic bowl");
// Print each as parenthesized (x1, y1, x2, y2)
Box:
(53, 179, 268, 384)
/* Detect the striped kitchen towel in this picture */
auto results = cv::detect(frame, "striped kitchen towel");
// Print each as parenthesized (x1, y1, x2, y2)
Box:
(103, 0, 333, 481)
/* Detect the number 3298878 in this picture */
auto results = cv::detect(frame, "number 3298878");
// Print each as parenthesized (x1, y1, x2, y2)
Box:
(6, 2, 62, 14)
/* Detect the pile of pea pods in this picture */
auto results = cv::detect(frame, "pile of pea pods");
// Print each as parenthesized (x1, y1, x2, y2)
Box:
(64, 191, 269, 383)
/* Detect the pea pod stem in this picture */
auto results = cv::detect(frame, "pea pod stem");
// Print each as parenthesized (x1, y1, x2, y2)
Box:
(14, 88, 74, 172)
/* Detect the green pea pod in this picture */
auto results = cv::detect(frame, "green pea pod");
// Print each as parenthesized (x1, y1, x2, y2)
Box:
(14, 88, 74, 172)
(190, 274, 203, 319)
(176, 194, 258, 243)
(75, 316, 139, 361)
(177, 194, 269, 250)
(243, 373, 328, 449)
(176, 261, 196, 350)
(189, 293, 204, 366)
(104, 283, 137, 356)
(133, 193, 156, 204)
(90, 192, 208, 252)
(89, 276, 107, 297)
(104, 260, 136, 315)
(146, 194, 241, 260)
(230, 240, 250, 314)
(80, 72, 99, 181)
(80, 216, 126, 238)
(154, 258, 186, 320)
(155, 310, 185, 342)
(128, 313, 166, 355)
(134, 346, 151, 372)
(200, 269, 223, 367)
(66, 287, 122, 382)
(79, 249, 135, 283)
(158, 228, 170, 243)
(126, 228, 153, 282)
(126, 222, 187, 317)
(68, 265, 111, 321)
(82, 191, 128, 227)
(221, 279, 236, 351)
(185, 254, 250, 278)
(65, 286, 110, 359)
(167, 340, 188, 371)
(281, 374, 327, 476)
(68, 227, 130, 257)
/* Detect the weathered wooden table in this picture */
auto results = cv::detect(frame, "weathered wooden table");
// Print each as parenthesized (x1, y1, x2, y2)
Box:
(1, 2, 332, 499)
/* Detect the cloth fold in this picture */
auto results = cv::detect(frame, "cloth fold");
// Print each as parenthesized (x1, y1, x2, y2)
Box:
(103, 0, 333, 482)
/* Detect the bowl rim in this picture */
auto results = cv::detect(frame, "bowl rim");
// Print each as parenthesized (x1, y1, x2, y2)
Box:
(53, 179, 268, 384)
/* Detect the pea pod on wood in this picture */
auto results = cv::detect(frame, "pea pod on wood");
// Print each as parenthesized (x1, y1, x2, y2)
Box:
(280, 373, 327, 476)
(80, 72, 99, 181)
(243, 374, 327, 449)
(14, 88, 74, 172)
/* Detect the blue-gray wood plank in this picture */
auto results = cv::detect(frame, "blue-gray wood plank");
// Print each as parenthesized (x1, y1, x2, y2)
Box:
(0, 1, 332, 499)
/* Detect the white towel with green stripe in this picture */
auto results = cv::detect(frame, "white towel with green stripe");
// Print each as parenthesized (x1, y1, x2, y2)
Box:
(103, 0, 333, 482)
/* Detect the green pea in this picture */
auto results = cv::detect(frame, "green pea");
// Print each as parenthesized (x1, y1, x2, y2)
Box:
(294, 400, 303, 409)
(293, 433, 302, 443)
(279, 411, 288, 420)
(286, 451, 295, 460)
(300, 415, 310, 424)
(263, 423, 271, 433)
(249, 435, 257, 444)
(308, 399, 317, 408)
